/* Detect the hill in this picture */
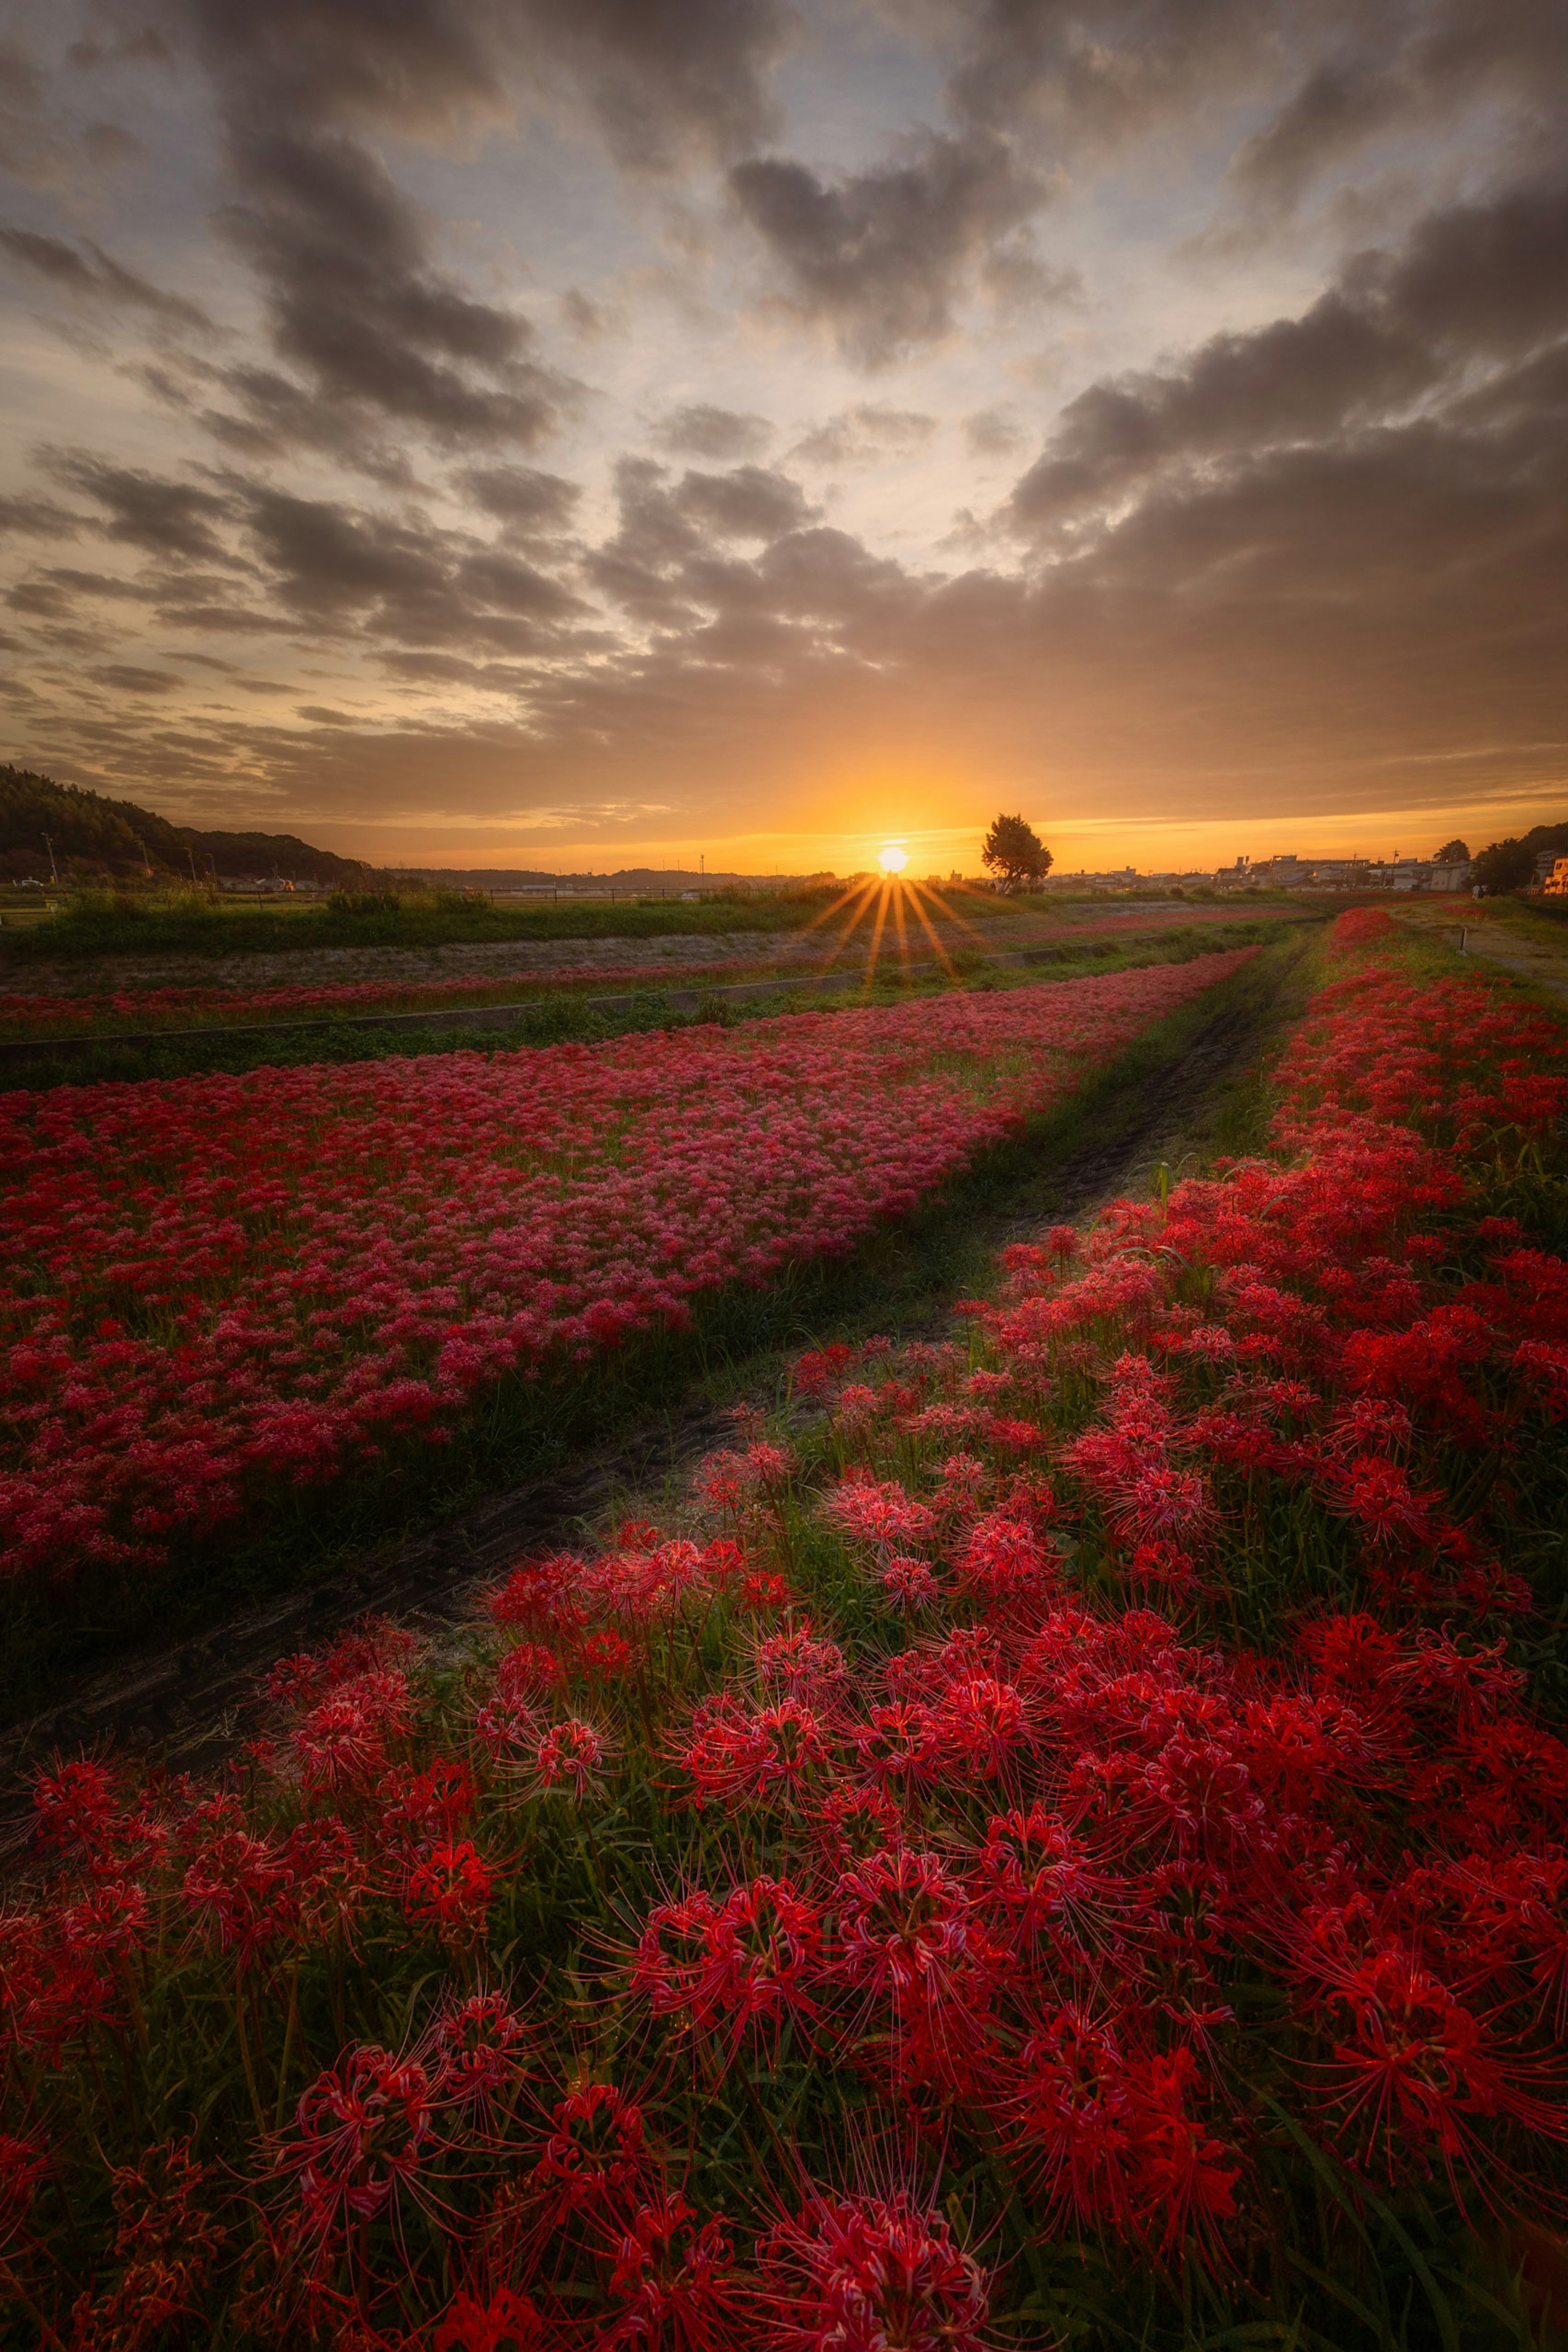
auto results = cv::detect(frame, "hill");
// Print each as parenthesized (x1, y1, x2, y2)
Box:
(0, 765, 374, 886)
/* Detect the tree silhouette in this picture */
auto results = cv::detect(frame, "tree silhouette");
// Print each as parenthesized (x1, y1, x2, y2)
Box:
(1434, 838, 1470, 865)
(1472, 838, 1534, 894)
(981, 813, 1052, 890)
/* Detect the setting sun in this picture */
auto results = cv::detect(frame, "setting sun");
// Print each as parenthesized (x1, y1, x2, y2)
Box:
(878, 844, 909, 875)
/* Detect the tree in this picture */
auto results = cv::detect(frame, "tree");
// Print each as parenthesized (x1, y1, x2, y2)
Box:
(981, 813, 1052, 891)
(1471, 838, 1535, 895)
(1434, 838, 1470, 865)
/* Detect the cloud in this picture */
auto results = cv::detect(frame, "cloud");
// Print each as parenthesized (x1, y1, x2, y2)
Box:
(0, 226, 214, 331)
(1229, 0, 1566, 206)
(963, 406, 1025, 459)
(651, 404, 773, 461)
(730, 127, 1048, 367)
(673, 464, 813, 541)
(214, 127, 569, 446)
(1008, 178, 1568, 535)
(40, 449, 237, 563)
(455, 463, 581, 537)
(504, 0, 791, 174)
(81, 121, 147, 168)
(791, 405, 938, 466)
(87, 663, 185, 693)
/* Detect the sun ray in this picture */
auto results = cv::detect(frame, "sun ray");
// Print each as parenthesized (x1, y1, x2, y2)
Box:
(903, 878, 958, 977)
(794, 877, 877, 944)
(860, 880, 893, 991)
(890, 875, 911, 971)
(810, 878, 881, 972)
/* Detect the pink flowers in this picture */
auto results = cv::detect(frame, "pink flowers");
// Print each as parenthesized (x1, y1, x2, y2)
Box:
(1, 953, 1254, 1590)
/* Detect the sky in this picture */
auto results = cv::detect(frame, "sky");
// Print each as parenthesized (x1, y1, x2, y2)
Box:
(0, 0, 1562, 876)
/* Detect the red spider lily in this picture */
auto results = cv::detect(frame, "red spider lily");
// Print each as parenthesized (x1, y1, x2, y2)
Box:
(435, 2283, 557, 2350)
(403, 1841, 496, 1942)
(880, 1554, 943, 1615)
(757, 2187, 992, 2352)
(1307, 1944, 1568, 2191)
(1003, 2012, 1239, 2255)
(495, 1645, 567, 1705)
(849, 1701, 940, 1795)
(429, 1991, 530, 2111)
(180, 1828, 300, 1967)
(290, 1670, 414, 1797)
(30, 1758, 125, 1858)
(928, 1675, 1031, 1783)
(281, 2045, 436, 2235)
(528, 1717, 612, 1805)
(953, 1510, 1063, 1616)
(633, 1895, 722, 2031)
(811, 1784, 904, 1872)
(748, 1624, 848, 1706)
(824, 1475, 938, 1554)
(581, 1632, 640, 1682)
(675, 1695, 837, 1811)
(970, 1805, 1112, 1955)
(529, 2084, 652, 2224)
(833, 1848, 972, 2006)
(697, 1875, 823, 2047)
(599, 2191, 741, 2352)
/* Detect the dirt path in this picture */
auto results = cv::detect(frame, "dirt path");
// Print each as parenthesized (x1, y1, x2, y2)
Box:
(1395, 908, 1568, 1009)
(0, 996, 1263, 1838)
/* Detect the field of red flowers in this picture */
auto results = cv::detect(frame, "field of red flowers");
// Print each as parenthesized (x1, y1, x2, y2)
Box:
(2, 909, 1563, 2348)
(0, 958, 791, 1038)
(0, 953, 1251, 1595)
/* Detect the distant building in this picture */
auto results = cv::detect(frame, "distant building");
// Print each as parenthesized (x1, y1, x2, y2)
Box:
(1543, 856, 1568, 898)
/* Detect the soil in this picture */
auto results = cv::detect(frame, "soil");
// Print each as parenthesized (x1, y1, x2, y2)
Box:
(0, 994, 1262, 1840)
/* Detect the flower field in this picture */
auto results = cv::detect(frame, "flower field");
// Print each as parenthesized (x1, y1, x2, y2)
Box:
(0, 953, 1252, 1592)
(0, 958, 794, 1038)
(1, 909, 1563, 2347)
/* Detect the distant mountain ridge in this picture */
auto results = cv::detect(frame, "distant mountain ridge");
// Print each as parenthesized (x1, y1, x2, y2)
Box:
(0, 766, 374, 885)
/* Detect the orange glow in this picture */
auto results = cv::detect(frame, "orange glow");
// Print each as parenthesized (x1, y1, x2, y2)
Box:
(878, 844, 909, 875)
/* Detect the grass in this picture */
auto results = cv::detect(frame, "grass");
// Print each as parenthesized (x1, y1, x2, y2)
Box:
(0, 932, 1309, 1715)
(0, 881, 1016, 964)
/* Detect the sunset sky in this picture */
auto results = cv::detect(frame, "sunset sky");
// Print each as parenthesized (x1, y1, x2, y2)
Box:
(0, 1, 1561, 874)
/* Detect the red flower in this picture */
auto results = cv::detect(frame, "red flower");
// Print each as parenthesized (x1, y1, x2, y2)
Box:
(403, 1839, 496, 1940)
(757, 2187, 991, 2352)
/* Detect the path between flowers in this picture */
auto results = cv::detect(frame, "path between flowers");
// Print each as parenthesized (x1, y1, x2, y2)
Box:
(0, 997, 1264, 1813)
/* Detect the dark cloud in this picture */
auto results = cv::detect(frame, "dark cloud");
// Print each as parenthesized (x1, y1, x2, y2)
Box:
(41, 449, 237, 562)
(0, 225, 213, 331)
(214, 128, 567, 446)
(731, 129, 1048, 366)
(0, 492, 83, 538)
(651, 404, 773, 461)
(456, 463, 581, 537)
(1009, 179, 1568, 534)
(87, 662, 184, 692)
(0, 33, 68, 183)
(1229, 0, 1565, 205)
(673, 464, 813, 541)
(504, 0, 790, 173)
(791, 405, 938, 466)
(82, 120, 147, 167)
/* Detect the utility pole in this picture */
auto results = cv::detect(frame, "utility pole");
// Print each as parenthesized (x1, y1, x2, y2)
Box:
(43, 834, 58, 885)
